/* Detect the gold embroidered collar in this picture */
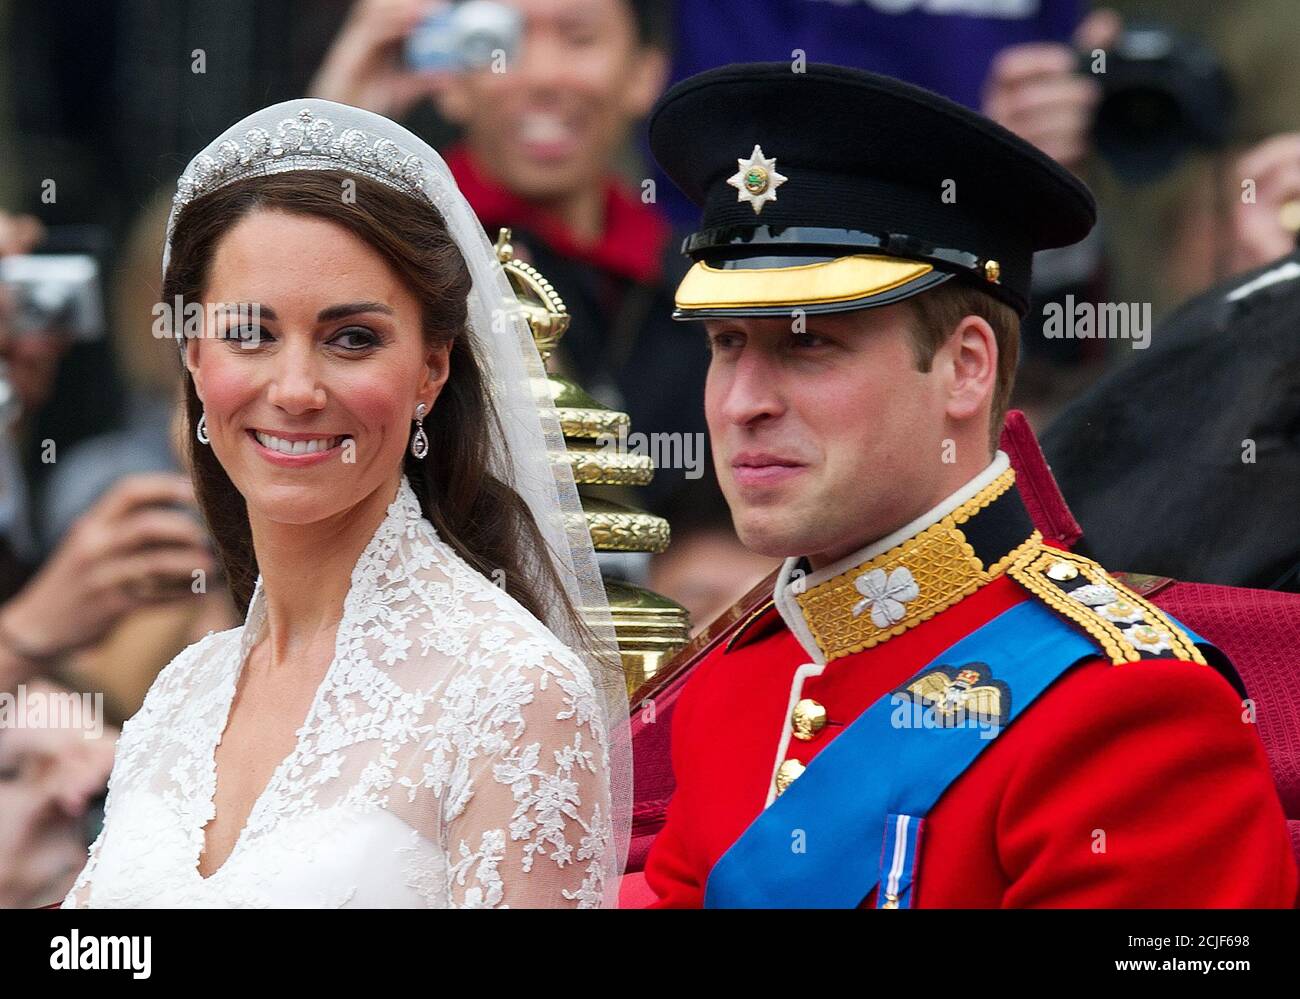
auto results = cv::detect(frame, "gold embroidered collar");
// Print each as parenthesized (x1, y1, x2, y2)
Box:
(774, 458, 1040, 663)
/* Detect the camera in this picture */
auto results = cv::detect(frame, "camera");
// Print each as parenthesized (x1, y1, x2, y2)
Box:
(1087, 22, 1235, 184)
(0, 224, 106, 433)
(0, 254, 102, 342)
(405, 0, 523, 73)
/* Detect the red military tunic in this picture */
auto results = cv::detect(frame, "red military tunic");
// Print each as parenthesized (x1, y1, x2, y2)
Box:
(644, 462, 1298, 908)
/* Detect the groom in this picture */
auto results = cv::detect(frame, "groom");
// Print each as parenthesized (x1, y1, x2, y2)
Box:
(641, 63, 1297, 907)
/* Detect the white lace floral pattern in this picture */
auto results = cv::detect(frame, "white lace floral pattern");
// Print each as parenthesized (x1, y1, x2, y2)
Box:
(61, 474, 615, 908)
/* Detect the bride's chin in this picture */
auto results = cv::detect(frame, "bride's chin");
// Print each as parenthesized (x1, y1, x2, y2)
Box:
(238, 477, 351, 526)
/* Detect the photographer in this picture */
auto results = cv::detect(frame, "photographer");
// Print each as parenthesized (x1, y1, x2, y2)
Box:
(981, 9, 1121, 171)
(0, 211, 217, 696)
(0, 208, 226, 906)
(308, 0, 714, 518)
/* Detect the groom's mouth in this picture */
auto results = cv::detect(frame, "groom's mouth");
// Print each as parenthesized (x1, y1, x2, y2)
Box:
(730, 451, 806, 489)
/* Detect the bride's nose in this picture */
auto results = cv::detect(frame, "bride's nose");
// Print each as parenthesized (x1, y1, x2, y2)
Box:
(265, 338, 326, 413)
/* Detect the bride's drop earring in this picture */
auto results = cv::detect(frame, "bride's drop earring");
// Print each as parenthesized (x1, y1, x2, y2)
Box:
(196, 412, 210, 444)
(410, 403, 428, 459)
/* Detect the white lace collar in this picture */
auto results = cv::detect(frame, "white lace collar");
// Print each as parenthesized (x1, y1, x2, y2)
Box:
(236, 473, 425, 665)
(772, 451, 1010, 663)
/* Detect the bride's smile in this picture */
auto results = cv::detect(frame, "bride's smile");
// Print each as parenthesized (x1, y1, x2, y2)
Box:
(247, 430, 351, 463)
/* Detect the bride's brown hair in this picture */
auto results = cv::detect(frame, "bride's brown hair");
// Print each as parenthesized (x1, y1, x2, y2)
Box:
(164, 169, 588, 641)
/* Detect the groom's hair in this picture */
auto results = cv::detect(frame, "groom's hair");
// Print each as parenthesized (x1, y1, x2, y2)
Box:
(904, 282, 1021, 455)
(164, 169, 597, 655)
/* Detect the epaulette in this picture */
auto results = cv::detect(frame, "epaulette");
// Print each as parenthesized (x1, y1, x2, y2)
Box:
(725, 599, 783, 653)
(1006, 543, 1207, 666)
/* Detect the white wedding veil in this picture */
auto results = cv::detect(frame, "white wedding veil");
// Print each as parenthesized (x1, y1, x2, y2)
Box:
(161, 98, 631, 905)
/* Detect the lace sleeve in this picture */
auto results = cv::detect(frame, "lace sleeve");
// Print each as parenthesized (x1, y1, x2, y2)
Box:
(442, 640, 615, 909)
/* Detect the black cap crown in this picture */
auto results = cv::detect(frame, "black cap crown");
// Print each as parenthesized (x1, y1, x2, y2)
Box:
(649, 62, 1097, 318)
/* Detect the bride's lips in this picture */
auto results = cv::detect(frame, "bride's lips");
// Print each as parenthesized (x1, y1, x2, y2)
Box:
(730, 452, 806, 488)
(246, 428, 351, 467)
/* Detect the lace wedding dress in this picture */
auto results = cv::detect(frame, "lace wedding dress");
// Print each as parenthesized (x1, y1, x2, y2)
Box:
(62, 474, 614, 908)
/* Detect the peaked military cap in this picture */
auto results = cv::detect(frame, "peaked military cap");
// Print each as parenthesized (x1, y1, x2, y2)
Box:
(648, 62, 1097, 319)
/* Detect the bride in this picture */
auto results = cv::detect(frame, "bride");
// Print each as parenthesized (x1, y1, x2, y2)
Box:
(61, 99, 630, 907)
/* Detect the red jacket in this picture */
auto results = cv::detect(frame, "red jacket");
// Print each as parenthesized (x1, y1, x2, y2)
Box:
(644, 481, 1297, 908)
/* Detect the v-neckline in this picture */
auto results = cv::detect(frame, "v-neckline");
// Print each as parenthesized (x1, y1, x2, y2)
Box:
(193, 575, 344, 883)
(190, 474, 419, 883)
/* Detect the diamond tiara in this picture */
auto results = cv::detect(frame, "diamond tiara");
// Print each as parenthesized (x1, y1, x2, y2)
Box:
(170, 107, 434, 219)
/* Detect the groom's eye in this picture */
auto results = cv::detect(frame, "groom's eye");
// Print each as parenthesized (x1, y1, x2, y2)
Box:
(708, 331, 744, 353)
(790, 331, 830, 349)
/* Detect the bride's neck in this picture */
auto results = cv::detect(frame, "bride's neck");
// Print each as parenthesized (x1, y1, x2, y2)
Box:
(246, 474, 398, 667)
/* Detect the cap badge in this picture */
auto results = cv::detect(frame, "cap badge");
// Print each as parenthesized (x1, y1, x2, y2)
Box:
(727, 144, 787, 214)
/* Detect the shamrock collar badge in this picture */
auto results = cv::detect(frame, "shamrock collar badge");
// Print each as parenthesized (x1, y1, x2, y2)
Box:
(852, 566, 920, 629)
(727, 144, 787, 214)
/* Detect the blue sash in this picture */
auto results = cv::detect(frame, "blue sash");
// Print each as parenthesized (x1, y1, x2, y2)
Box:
(703, 600, 1212, 908)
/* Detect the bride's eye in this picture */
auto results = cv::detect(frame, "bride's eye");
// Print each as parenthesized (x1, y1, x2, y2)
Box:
(331, 327, 380, 351)
(226, 324, 271, 347)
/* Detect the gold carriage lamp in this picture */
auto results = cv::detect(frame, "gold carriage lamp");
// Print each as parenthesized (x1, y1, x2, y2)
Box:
(493, 228, 691, 692)
(493, 228, 570, 358)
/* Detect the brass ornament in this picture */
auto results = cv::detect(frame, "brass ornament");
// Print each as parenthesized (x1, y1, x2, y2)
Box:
(557, 407, 630, 442)
(560, 445, 655, 487)
(495, 228, 690, 692)
(493, 228, 570, 358)
(577, 500, 672, 554)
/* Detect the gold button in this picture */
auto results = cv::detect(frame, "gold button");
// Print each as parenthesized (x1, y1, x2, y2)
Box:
(791, 698, 828, 741)
(1047, 560, 1079, 581)
(774, 758, 806, 796)
(984, 259, 1001, 283)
